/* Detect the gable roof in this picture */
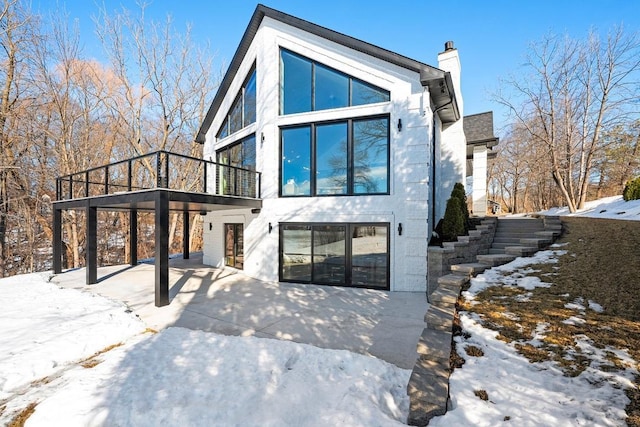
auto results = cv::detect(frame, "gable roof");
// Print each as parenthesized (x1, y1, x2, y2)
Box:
(195, 4, 459, 143)
(464, 111, 499, 147)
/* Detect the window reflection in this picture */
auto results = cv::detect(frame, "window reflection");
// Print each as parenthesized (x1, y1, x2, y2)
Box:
(314, 64, 349, 110)
(280, 50, 312, 114)
(217, 66, 257, 139)
(353, 117, 389, 194)
(280, 48, 389, 115)
(316, 123, 347, 195)
(281, 225, 312, 282)
(351, 225, 388, 288)
(279, 223, 389, 288)
(313, 225, 346, 284)
(281, 127, 311, 196)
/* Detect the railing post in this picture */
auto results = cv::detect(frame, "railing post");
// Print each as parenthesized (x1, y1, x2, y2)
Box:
(68, 176, 73, 200)
(203, 162, 208, 193)
(165, 153, 170, 189)
(85, 171, 89, 197)
(128, 160, 132, 191)
(104, 165, 109, 195)
(156, 152, 162, 188)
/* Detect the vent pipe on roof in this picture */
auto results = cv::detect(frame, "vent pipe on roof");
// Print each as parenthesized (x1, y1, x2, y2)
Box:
(444, 41, 455, 51)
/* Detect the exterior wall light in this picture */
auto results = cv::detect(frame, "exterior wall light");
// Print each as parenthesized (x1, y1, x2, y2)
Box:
(397, 118, 402, 132)
(398, 223, 403, 236)
(268, 222, 273, 234)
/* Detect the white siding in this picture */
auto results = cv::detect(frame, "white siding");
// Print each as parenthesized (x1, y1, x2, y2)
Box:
(202, 17, 444, 292)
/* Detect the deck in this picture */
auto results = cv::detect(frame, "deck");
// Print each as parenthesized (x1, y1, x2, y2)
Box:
(52, 150, 262, 307)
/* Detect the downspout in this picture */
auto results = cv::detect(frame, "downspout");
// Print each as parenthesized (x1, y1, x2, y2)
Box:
(430, 100, 453, 233)
(427, 100, 452, 303)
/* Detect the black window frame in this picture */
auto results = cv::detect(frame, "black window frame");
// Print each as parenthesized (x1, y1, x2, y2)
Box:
(278, 222, 390, 290)
(279, 48, 390, 116)
(279, 115, 390, 197)
(217, 64, 257, 140)
(216, 133, 257, 197)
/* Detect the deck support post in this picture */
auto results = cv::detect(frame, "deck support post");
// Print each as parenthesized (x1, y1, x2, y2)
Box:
(86, 203, 97, 284)
(183, 211, 190, 260)
(53, 208, 62, 274)
(155, 190, 170, 307)
(130, 209, 138, 265)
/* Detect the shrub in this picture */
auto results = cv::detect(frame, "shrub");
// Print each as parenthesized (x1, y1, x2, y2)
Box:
(452, 182, 470, 231)
(442, 197, 465, 241)
(623, 176, 640, 201)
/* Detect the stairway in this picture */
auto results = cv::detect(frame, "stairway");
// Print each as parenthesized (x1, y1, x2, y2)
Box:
(439, 215, 563, 278)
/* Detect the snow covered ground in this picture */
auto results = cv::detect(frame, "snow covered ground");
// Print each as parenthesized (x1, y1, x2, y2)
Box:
(430, 249, 637, 427)
(0, 273, 409, 426)
(2, 220, 638, 425)
(540, 195, 640, 220)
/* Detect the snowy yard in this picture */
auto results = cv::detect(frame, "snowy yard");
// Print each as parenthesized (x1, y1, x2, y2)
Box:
(0, 274, 409, 426)
(1, 196, 638, 426)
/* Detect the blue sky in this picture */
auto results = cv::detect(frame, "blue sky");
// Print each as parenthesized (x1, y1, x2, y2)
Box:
(32, 0, 640, 133)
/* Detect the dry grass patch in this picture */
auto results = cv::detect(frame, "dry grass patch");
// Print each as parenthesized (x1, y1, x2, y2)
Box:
(462, 217, 640, 426)
(464, 345, 484, 357)
(80, 342, 123, 369)
(474, 389, 489, 401)
(8, 402, 37, 427)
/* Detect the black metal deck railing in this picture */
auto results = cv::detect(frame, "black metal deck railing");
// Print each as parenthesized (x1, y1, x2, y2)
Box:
(55, 150, 261, 201)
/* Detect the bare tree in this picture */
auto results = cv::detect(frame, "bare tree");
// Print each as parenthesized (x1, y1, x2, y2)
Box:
(497, 27, 640, 212)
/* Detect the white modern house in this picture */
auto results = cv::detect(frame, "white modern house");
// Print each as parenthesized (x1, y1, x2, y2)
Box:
(194, 4, 473, 293)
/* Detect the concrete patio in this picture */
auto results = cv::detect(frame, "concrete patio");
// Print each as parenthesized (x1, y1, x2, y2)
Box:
(51, 254, 428, 369)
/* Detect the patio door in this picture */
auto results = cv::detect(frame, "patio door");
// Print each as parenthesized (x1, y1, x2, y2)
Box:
(224, 223, 244, 269)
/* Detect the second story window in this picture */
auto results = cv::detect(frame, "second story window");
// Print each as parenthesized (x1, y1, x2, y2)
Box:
(280, 116, 389, 197)
(280, 49, 390, 115)
(217, 66, 257, 139)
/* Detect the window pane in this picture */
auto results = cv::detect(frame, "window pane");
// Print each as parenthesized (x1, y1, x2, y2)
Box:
(229, 96, 243, 134)
(281, 50, 312, 114)
(241, 135, 256, 170)
(217, 118, 229, 139)
(353, 118, 389, 194)
(351, 225, 388, 288)
(241, 135, 256, 197)
(313, 225, 346, 284)
(244, 69, 256, 126)
(281, 225, 312, 282)
(314, 64, 348, 111)
(315, 122, 347, 195)
(351, 79, 390, 106)
(281, 127, 311, 196)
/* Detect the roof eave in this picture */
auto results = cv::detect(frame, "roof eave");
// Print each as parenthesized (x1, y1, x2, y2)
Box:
(421, 71, 460, 124)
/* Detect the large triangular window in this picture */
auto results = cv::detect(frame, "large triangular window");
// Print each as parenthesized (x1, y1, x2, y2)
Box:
(217, 65, 256, 139)
(280, 49, 389, 115)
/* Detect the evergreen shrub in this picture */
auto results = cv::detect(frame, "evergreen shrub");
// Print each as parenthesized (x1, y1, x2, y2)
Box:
(442, 197, 465, 241)
(623, 176, 640, 201)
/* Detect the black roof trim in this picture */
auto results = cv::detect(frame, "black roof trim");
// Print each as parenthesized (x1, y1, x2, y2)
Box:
(195, 4, 450, 143)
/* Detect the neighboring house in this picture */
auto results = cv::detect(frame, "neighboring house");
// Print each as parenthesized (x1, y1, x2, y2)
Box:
(464, 111, 499, 216)
(194, 4, 471, 293)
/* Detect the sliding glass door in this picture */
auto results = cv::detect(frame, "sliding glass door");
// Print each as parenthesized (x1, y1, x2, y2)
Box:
(280, 223, 389, 289)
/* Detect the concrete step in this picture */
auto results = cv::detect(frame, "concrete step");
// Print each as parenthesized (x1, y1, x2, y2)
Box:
(477, 253, 516, 266)
(535, 230, 560, 238)
(493, 237, 525, 244)
(449, 263, 490, 276)
(494, 230, 544, 237)
(504, 246, 538, 256)
(488, 248, 506, 254)
(491, 242, 518, 249)
(496, 225, 544, 233)
(437, 273, 469, 289)
(520, 237, 552, 248)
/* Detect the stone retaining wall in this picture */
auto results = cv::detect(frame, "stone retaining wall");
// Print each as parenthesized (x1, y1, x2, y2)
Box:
(426, 217, 497, 294)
